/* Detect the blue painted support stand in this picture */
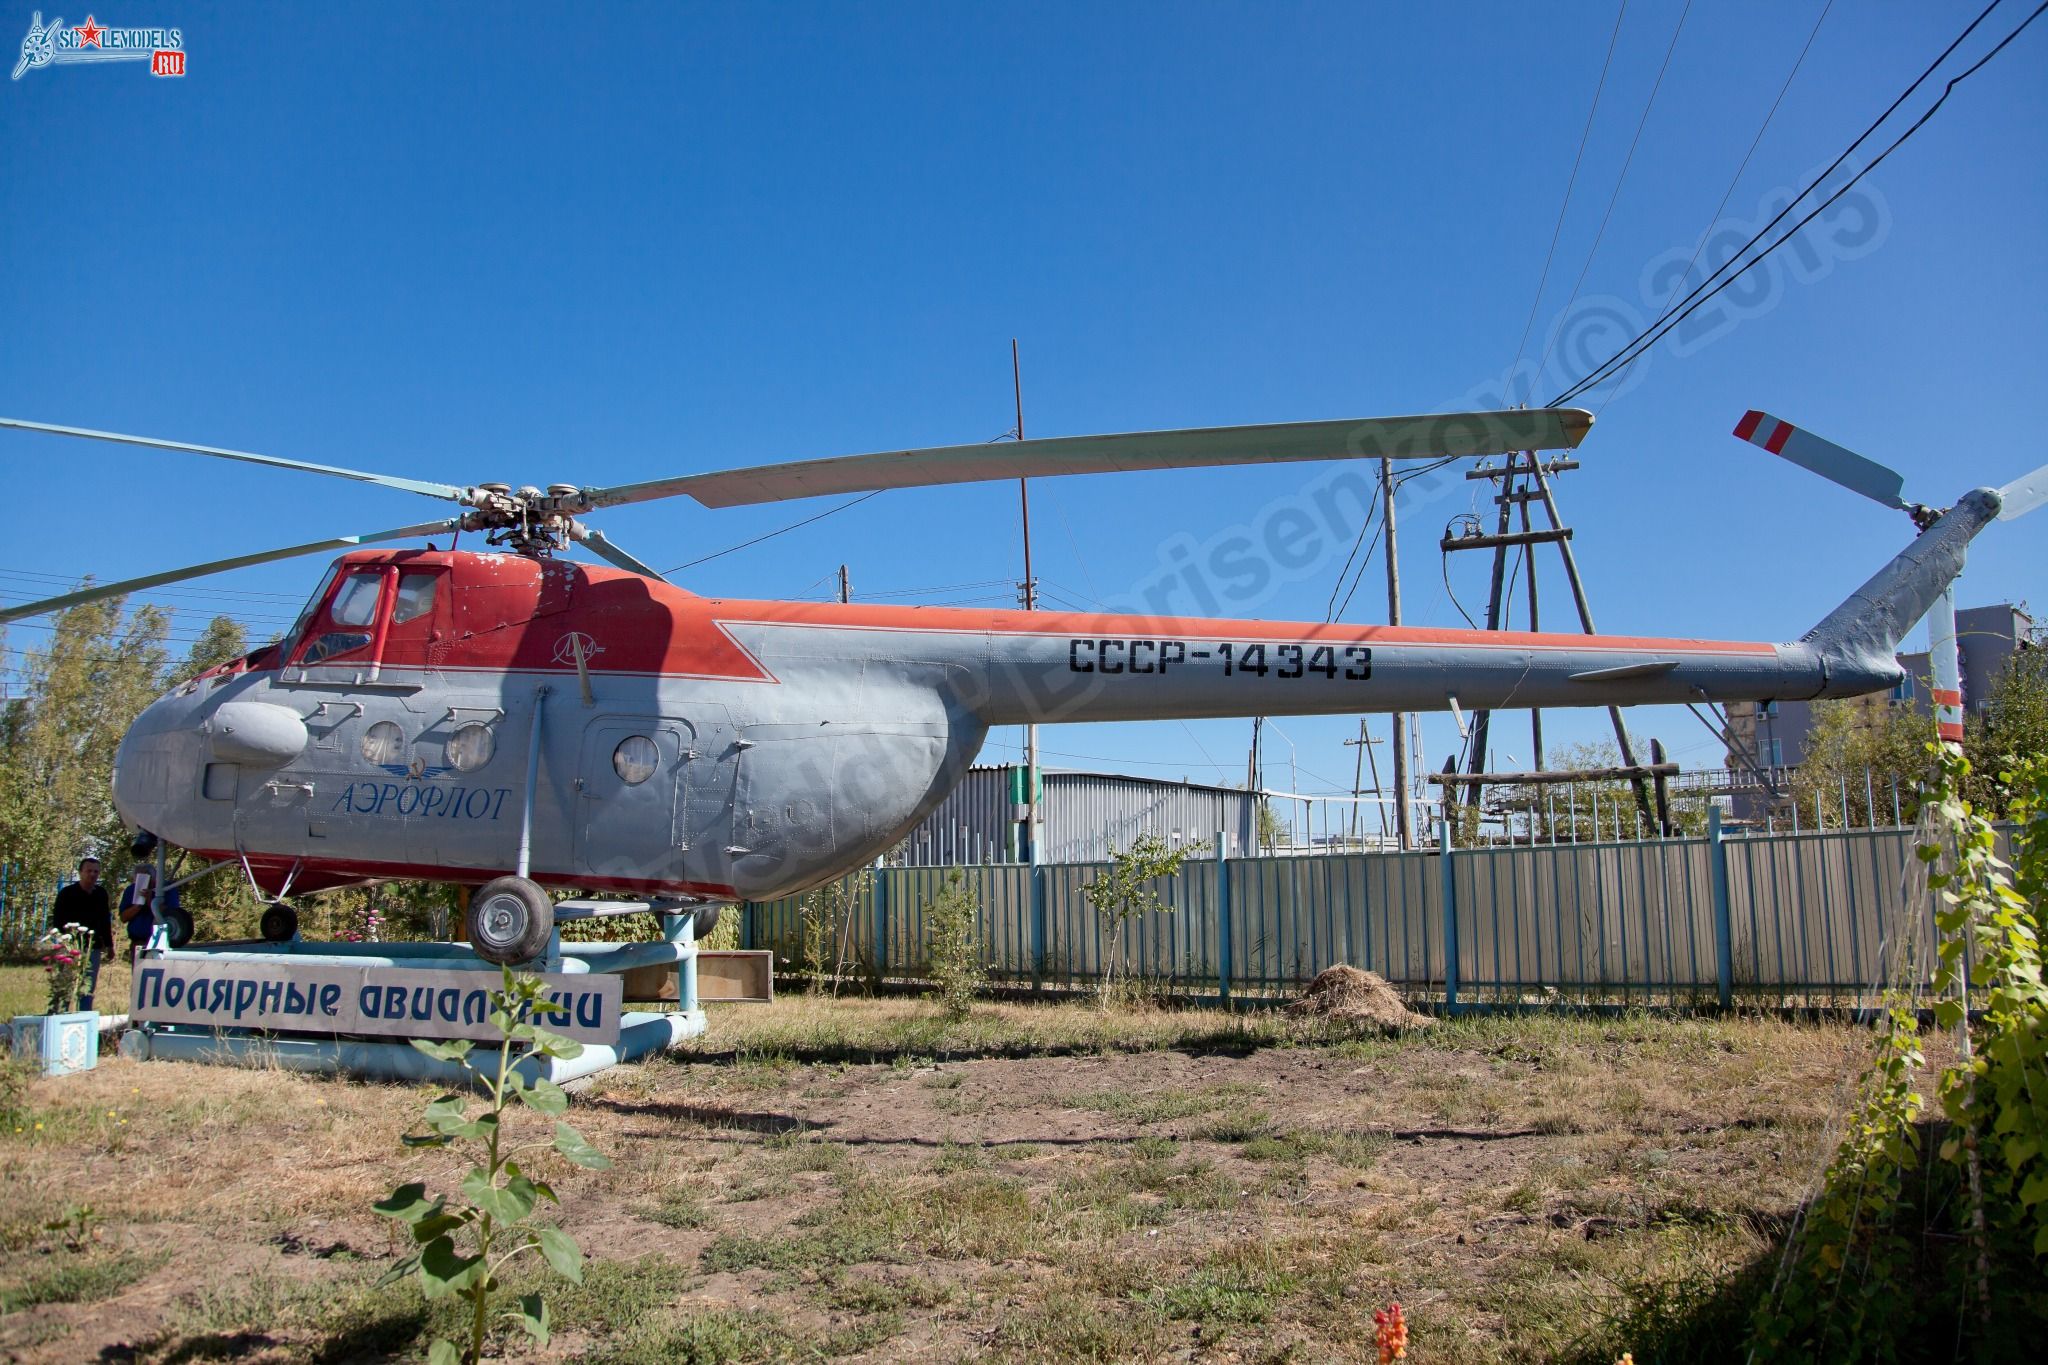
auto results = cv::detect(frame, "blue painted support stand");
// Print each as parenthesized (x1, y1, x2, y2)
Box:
(1708, 806, 1734, 1008)
(1439, 821, 1460, 1015)
(1214, 831, 1233, 1006)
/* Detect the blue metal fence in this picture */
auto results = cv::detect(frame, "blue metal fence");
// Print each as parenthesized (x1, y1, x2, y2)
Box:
(744, 816, 1986, 1010)
(0, 865, 61, 958)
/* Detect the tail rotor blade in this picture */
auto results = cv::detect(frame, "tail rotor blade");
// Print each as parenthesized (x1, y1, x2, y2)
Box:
(1996, 460, 2048, 521)
(1731, 410, 1909, 510)
(0, 418, 469, 502)
(0, 517, 465, 625)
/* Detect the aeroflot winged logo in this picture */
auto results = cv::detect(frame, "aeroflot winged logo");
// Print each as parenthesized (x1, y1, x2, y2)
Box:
(13, 12, 184, 80)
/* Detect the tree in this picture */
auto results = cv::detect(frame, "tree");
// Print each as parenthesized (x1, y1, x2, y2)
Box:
(0, 594, 169, 894)
(1254, 799, 1290, 852)
(171, 614, 248, 683)
(1082, 834, 1207, 1004)
(1964, 650, 2048, 815)
(1789, 699, 1934, 830)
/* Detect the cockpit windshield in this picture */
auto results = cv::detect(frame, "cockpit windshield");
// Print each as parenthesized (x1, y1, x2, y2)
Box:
(279, 563, 342, 661)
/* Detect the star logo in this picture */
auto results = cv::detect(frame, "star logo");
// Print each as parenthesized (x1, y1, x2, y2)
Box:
(74, 14, 100, 46)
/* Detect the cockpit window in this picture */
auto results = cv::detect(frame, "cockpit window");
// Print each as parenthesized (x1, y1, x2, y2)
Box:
(330, 571, 383, 628)
(280, 564, 342, 661)
(296, 568, 383, 666)
(301, 630, 371, 665)
(393, 572, 438, 624)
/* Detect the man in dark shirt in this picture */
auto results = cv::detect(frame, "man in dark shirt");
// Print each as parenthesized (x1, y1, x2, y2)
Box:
(50, 856, 112, 1011)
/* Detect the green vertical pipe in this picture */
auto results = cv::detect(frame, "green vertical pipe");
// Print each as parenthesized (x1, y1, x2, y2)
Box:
(1708, 806, 1733, 1008)
(1439, 821, 1459, 1014)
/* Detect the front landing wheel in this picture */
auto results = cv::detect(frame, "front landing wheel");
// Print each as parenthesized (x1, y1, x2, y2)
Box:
(259, 903, 299, 943)
(467, 876, 554, 965)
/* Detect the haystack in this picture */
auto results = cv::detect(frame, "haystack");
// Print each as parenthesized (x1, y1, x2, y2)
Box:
(1286, 964, 1433, 1031)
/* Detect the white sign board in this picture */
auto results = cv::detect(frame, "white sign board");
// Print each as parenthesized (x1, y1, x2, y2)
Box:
(131, 960, 624, 1046)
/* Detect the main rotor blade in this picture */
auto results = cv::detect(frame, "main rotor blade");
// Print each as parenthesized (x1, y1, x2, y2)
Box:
(0, 418, 468, 502)
(569, 525, 666, 579)
(575, 408, 1594, 511)
(1731, 410, 1908, 511)
(1997, 460, 2048, 521)
(0, 518, 464, 625)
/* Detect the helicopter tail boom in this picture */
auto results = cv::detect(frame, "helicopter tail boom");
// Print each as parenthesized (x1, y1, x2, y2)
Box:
(946, 486, 2007, 727)
(1798, 485, 2003, 699)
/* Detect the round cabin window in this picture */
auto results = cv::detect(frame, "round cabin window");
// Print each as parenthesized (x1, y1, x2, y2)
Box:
(446, 722, 495, 773)
(612, 735, 659, 786)
(360, 720, 405, 766)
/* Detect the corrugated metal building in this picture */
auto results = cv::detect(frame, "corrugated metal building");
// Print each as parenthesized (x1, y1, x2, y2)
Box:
(893, 765, 1258, 865)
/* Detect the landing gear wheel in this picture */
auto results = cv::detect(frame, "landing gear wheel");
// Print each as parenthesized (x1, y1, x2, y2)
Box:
(690, 904, 722, 940)
(161, 905, 194, 949)
(468, 876, 554, 965)
(260, 903, 299, 943)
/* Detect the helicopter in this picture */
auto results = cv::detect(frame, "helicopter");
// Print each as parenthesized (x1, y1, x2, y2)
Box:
(1, 408, 2039, 964)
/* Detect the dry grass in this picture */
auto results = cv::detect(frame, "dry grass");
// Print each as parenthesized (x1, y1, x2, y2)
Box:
(0, 983, 1894, 1363)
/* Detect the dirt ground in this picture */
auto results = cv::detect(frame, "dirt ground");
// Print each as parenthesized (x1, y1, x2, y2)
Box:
(1, 988, 1891, 1364)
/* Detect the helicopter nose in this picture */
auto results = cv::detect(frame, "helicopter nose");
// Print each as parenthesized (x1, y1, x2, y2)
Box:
(112, 691, 190, 835)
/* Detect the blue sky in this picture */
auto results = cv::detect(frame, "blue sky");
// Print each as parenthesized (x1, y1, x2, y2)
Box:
(3, 0, 2043, 801)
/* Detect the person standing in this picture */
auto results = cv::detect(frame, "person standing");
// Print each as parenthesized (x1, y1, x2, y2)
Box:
(118, 865, 180, 956)
(50, 856, 112, 1011)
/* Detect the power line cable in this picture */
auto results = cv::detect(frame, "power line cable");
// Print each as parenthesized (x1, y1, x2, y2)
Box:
(1323, 480, 1383, 620)
(660, 491, 883, 575)
(1508, 0, 1631, 403)
(1531, 0, 1694, 383)
(1594, 0, 1834, 417)
(1552, 0, 2027, 406)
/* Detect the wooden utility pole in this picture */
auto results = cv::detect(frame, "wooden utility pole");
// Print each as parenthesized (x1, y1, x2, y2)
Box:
(1381, 456, 1412, 849)
(1523, 454, 1653, 823)
(1012, 340, 1039, 863)
(837, 564, 851, 604)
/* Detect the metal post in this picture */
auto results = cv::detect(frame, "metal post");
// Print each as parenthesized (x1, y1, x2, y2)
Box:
(1215, 832, 1233, 1005)
(1029, 862, 1047, 993)
(1383, 456, 1412, 851)
(1438, 820, 1458, 1014)
(871, 873, 889, 977)
(516, 685, 549, 880)
(1708, 806, 1733, 1008)
(1651, 739, 1673, 835)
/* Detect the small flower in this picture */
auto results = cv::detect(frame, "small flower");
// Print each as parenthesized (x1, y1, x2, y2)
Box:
(1374, 1302, 1408, 1363)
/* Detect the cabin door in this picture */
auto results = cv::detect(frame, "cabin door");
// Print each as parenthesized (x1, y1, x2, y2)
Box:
(575, 716, 692, 889)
